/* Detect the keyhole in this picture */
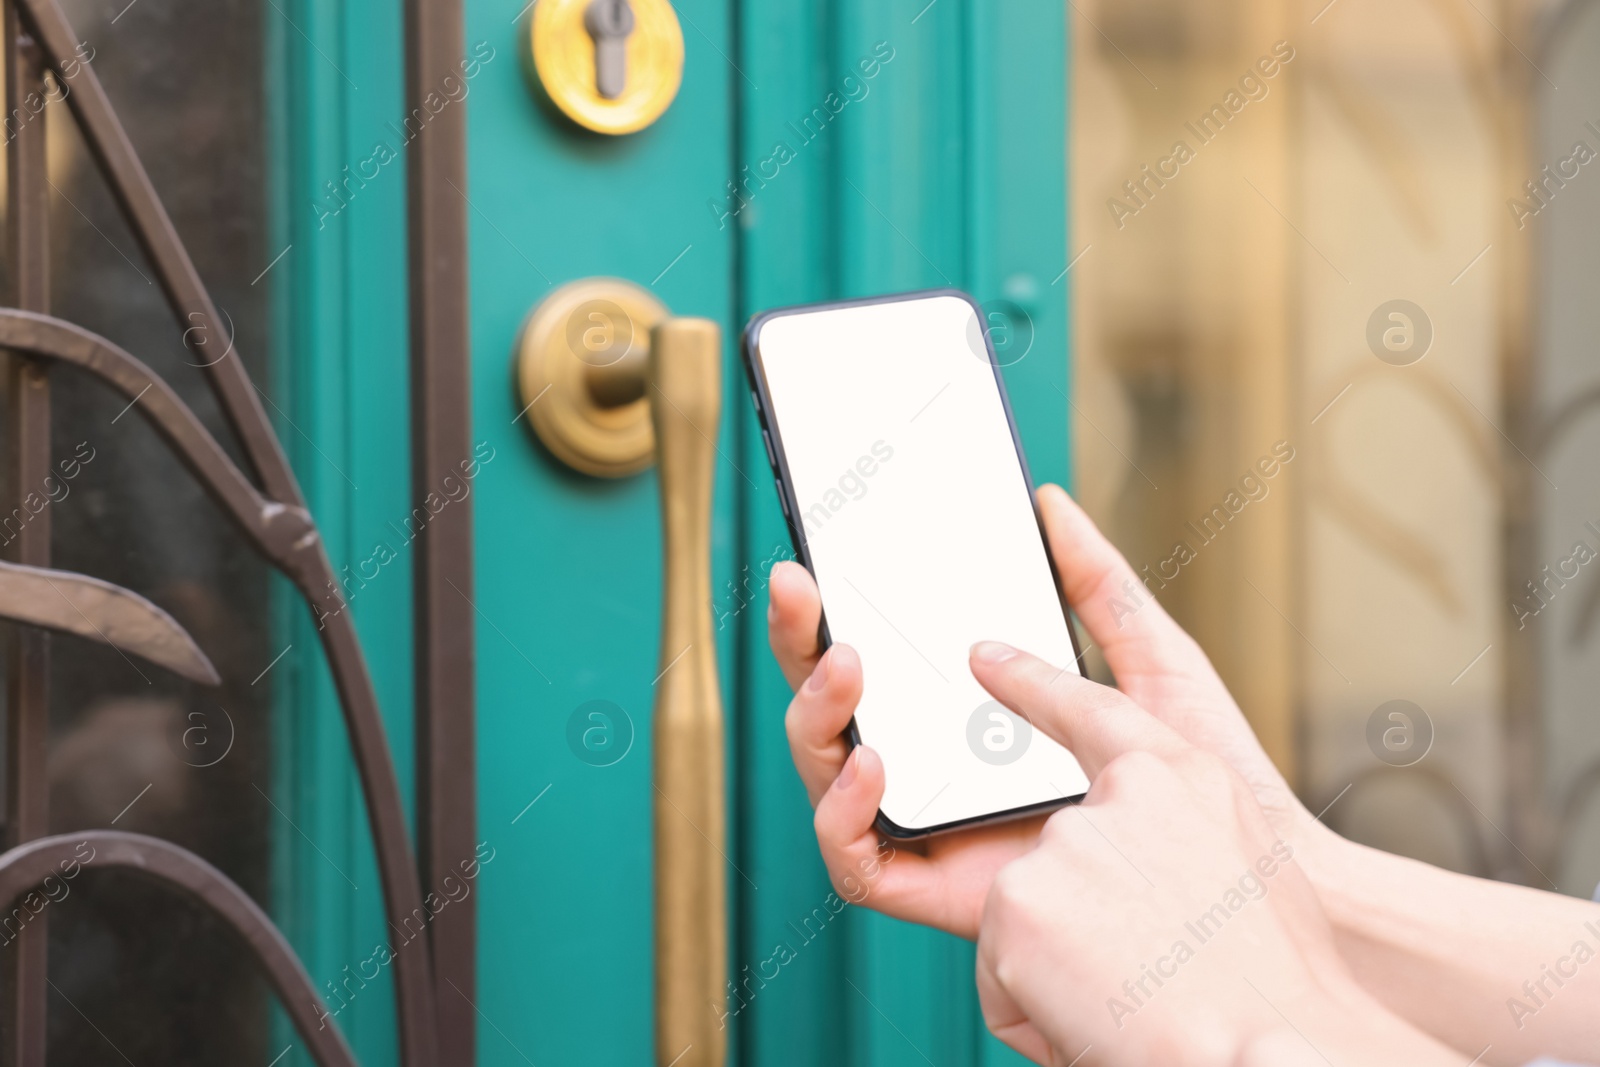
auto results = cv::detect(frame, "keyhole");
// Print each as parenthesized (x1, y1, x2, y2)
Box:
(584, 0, 635, 100)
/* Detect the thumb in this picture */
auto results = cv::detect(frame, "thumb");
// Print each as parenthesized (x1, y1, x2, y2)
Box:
(968, 640, 1186, 777)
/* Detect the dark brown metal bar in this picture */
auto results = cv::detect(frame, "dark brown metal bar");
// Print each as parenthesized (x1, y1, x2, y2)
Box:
(404, 0, 476, 1061)
(0, 832, 358, 1067)
(0, 311, 312, 551)
(0, 311, 316, 565)
(0, 560, 218, 684)
(2, 9, 50, 1064)
(13, 0, 297, 506)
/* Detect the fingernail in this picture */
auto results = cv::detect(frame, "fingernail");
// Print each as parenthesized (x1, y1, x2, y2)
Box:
(805, 650, 831, 693)
(970, 640, 1018, 664)
(836, 747, 860, 790)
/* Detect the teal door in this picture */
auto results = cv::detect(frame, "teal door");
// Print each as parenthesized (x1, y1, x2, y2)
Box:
(274, 0, 1073, 1064)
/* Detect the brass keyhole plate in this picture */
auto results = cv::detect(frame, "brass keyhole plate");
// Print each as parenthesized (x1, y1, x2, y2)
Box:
(529, 0, 684, 136)
(514, 277, 668, 478)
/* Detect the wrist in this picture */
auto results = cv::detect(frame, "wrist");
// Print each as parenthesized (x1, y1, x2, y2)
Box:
(1286, 811, 1359, 891)
(1288, 821, 1444, 964)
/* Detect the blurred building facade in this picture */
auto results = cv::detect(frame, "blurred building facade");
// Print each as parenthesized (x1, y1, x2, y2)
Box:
(1072, 0, 1600, 895)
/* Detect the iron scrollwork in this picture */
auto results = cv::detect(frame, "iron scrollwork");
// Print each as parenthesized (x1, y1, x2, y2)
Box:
(0, 0, 447, 1063)
(0, 833, 360, 1067)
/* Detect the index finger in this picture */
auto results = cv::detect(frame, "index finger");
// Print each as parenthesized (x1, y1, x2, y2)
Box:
(968, 640, 1186, 776)
(1035, 484, 1208, 674)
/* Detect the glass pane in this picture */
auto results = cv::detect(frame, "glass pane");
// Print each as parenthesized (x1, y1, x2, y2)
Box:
(0, 0, 277, 1061)
(1071, 0, 1600, 895)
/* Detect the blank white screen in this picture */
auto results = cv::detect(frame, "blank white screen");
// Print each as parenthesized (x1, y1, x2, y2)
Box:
(755, 294, 1089, 832)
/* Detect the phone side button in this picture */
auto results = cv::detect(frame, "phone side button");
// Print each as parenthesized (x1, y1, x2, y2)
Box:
(760, 427, 778, 469)
(777, 489, 791, 518)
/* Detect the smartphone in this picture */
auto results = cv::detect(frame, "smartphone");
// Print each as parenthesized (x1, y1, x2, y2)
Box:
(743, 289, 1090, 838)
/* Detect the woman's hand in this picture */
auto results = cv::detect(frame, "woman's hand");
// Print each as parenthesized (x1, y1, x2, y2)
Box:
(771, 482, 1600, 1064)
(766, 483, 1317, 939)
(969, 643, 1463, 1067)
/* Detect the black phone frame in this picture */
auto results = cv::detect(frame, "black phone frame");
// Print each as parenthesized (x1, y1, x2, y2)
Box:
(741, 287, 1090, 840)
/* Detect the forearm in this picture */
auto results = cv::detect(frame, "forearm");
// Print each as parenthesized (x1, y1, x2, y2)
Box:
(1236, 993, 1465, 1067)
(1301, 825, 1600, 1064)
(1237, 1003, 1464, 1067)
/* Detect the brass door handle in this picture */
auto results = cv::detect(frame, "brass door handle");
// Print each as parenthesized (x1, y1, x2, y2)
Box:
(515, 279, 726, 1067)
(648, 318, 725, 1067)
